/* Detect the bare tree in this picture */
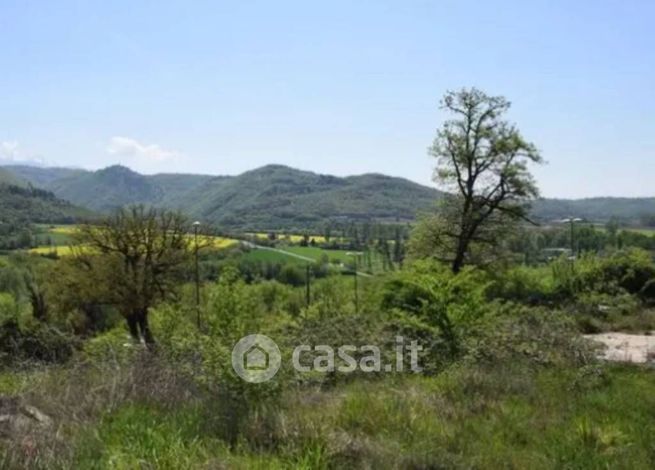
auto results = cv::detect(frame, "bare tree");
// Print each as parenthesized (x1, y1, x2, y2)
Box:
(72, 206, 194, 345)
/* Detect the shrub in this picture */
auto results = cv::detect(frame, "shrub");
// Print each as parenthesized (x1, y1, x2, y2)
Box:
(463, 304, 594, 369)
(277, 264, 305, 287)
(640, 278, 655, 303)
(381, 260, 489, 353)
(603, 249, 655, 294)
(81, 327, 136, 364)
(488, 264, 555, 303)
(550, 249, 655, 300)
(0, 296, 77, 366)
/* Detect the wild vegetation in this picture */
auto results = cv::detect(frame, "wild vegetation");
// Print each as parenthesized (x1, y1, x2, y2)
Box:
(1, 89, 655, 469)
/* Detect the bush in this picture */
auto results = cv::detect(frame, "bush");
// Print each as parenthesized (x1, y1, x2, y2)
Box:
(551, 249, 655, 299)
(381, 260, 489, 353)
(277, 264, 306, 287)
(464, 304, 595, 369)
(0, 294, 77, 366)
(81, 327, 136, 364)
(640, 278, 655, 303)
(603, 249, 655, 294)
(488, 265, 555, 303)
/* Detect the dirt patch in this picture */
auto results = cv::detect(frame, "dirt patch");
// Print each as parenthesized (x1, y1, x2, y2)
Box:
(584, 332, 655, 363)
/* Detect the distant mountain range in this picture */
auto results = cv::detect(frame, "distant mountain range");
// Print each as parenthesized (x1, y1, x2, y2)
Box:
(2, 164, 654, 229)
(3, 164, 440, 229)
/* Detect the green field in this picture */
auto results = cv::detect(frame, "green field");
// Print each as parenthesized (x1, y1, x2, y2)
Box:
(591, 225, 655, 236)
(239, 245, 397, 277)
(241, 246, 351, 266)
(33, 224, 78, 246)
(241, 248, 308, 265)
(283, 246, 352, 263)
(623, 227, 655, 235)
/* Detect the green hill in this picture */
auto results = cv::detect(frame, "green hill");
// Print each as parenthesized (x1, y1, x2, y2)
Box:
(179, 165, 440, 228)
(2, 164, 441, 229)
(0, 168, 28, 187)
(2, 165, 85, 187)
(0, 183, 91, 225)
(2, 164, 654, 229)
(532, 197, 655, 223)
(11, 165, 213, 213)
(46, 165, 164, 211)
(147, 173, 216, 207)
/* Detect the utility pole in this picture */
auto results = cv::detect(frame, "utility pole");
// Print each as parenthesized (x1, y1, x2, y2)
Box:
(305, 264, 311, 307)
(193, 221, 201, 329)
(354, 254, 359, 314)
(346, 252, 362, 314)
(570, 218, 574, 255)
(561, 217, 582, 259)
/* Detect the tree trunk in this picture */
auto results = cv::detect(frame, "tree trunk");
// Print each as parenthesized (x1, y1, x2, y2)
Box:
(26, 282, 48, 321)
(451, 238, 467, 274)
(125, 310, 155, 347)
(126, 314, 140, 342)
(136, 309, 155, 347)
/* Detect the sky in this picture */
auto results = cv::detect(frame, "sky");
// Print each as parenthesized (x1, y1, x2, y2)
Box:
(1, 0, 653, 198)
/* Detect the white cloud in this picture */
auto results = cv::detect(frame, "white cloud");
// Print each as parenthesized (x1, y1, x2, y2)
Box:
(107, 136, 180, 162)
(0, 141, 20, 160)
(0, 140, 45, 165)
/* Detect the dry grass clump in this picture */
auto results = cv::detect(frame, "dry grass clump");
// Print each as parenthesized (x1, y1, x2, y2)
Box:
(1, 350, 199, 469)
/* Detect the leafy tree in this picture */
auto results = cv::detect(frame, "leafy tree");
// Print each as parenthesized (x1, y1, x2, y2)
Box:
(46, 255, 118, 334)
(393, 226, 404, 266)
(70, 206, 194, 345)
(428, 88, 543, 273)
(323, 223, 332, 243)
(382, 260, 488, 355)
(605, 218, 620, 249)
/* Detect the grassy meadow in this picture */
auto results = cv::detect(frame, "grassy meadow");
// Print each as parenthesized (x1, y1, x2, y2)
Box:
(2, 357, 654, 469)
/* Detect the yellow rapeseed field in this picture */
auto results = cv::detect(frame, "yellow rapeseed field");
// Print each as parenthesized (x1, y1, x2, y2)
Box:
(29, 245, 84, 256)
(247, 232, 337, 244)
(29, 236, 237, 257)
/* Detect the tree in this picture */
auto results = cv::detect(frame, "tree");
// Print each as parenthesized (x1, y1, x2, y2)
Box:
(323, 223, 332, 243)
(71, 206, 194, 345)
(429, 88, 543, 273)
(393, 226, 404, 266)
(605, 217, 620, 249)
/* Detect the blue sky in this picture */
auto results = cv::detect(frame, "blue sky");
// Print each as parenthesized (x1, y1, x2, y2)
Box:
(1, 0, 653, 198)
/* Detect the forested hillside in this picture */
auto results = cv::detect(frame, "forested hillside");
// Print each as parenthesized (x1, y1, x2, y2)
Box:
(2, 165, 85, 187)
(177, 165, 440, 228)
(2, 164, 654, 229)
(3, 164, 441, 229)
(0, 168, 28, 187)
(532, 197, 655, 223)
(0, 183, 90, 224)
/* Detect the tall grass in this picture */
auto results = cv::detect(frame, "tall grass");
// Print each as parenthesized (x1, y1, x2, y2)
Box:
(2, 313, 654, 469)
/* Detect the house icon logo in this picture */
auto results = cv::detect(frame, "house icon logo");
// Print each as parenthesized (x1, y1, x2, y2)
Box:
(244, 344, 269, 370)
(232, 334, 281, 383)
